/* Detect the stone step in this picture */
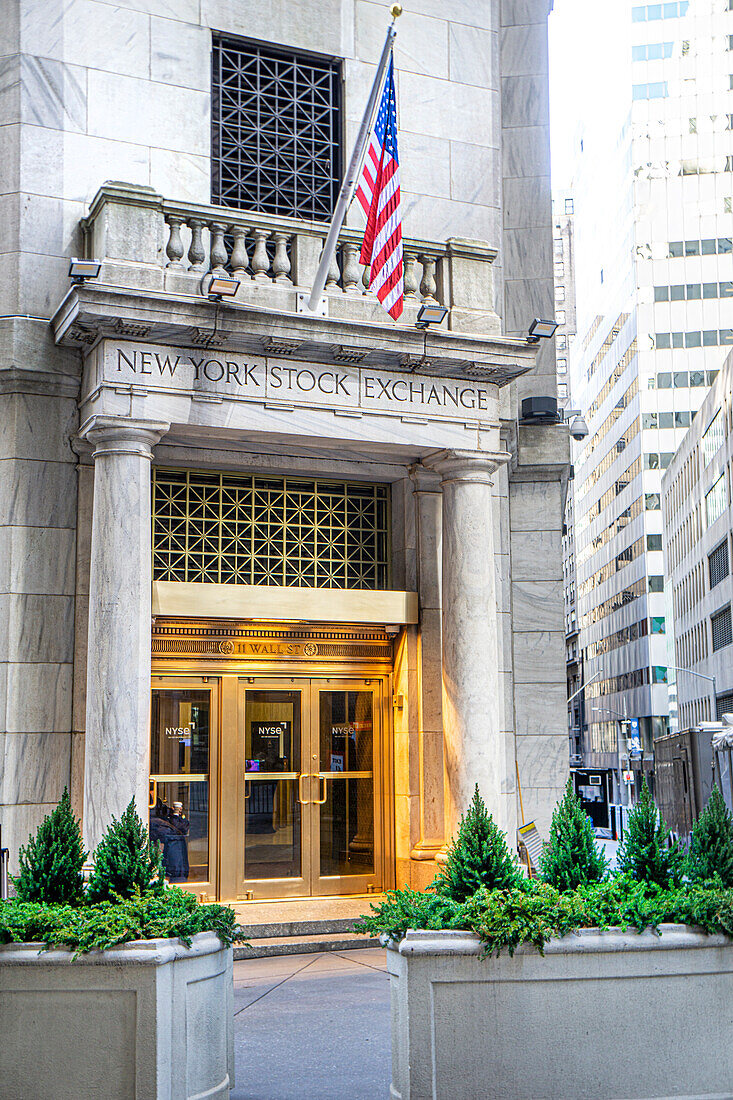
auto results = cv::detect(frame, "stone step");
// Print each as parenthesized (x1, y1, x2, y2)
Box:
(236, 917, 362, 939)
(234, 930, 380, 959)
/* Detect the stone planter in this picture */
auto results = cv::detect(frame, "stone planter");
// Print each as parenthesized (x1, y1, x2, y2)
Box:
(387, 926, 733, 1100)
(0, 931, 233, 1100)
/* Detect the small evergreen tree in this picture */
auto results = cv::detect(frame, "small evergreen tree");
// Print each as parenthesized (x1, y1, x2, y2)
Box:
(616, 778, 682, 888)
(539, 779, 607, 891)
(687, 784, 733, 887)
(434, 785, 519, 901)
(13, 787, 86, 904)
(87, 799, 164, 903)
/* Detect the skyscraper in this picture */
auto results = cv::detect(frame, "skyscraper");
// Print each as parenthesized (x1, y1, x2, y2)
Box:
(556, 0, 732, 806)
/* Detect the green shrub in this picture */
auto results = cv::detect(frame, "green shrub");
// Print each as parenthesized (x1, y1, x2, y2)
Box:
(13, 788, 86, 905)
(87, 800, 164, 903)
(539, 779, 607, 891)
(357, 876, 733, 958)
(0, 887, 239, 957)
(616, 778, 682, 888)
(687, 785, 733, 887)
(354, 887, 468, 942)
(433, 785, 520, 901)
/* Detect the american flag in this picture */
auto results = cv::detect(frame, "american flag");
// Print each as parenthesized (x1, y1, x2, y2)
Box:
(355, 59, 403, 320)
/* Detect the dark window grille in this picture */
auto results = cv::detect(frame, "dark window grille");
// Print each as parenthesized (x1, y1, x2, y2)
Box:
(711, 605, 733, 651)
(717, 691, 733, 720)
(709, 540, 730, 588)
(212, 36, 341, 220)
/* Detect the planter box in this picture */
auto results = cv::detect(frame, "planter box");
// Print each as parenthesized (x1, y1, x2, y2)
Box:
(387, 926, 733, 1100)
(0, 931, 233, 1100)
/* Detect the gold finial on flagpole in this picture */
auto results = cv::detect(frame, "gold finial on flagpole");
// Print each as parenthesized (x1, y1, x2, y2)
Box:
(390, 4, 403, 18)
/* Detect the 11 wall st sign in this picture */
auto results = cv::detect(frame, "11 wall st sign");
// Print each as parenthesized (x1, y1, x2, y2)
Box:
(87, 340, 498, 424)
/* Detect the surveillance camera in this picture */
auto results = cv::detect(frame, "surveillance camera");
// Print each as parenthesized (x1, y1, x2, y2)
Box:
(568, 415, 589, 441)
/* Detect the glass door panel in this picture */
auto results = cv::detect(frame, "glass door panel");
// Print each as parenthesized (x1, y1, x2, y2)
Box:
(150, 688, 212, 888)
(240, 687, 309, 896)
(312, 686, 380, 894)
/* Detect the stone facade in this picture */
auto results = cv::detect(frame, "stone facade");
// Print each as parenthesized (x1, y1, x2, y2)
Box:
(0, 0, 567, 893)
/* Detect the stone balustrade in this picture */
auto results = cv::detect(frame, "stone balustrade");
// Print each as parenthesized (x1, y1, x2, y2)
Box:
(161, 200, 444, 304)
(81, 182, 501, 333)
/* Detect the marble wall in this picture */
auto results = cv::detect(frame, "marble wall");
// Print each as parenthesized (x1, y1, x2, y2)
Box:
(0, 0, 509, 318)
(500, 0, 557, 399)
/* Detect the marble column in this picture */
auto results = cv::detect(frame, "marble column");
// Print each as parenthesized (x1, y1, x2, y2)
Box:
(424, 448, 511, 839)
(79, 416, 169, 851)
(409, 465, 446, 860)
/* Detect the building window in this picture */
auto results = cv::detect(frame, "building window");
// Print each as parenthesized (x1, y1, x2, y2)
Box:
(633, 81, 669, 99)
(652, 666, 668, 684)
(702, 410, 724, 465)
(649, 575, 665, 592)
(212, 36, 341, 219)
(711, 605, 733, 651)
(647, 534, 663, 551)
(717, 690, 733, 720)
(646, 493, 661, 509)
(706, 473, 727, 527)
(565, 198, 574, 214)
(709, 541, 730, 588)
(152, 469, 390, 589)
(651, 615, 666, 633)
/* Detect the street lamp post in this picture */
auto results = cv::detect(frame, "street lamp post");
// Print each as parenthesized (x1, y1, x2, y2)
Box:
(668, 666, 717, 724)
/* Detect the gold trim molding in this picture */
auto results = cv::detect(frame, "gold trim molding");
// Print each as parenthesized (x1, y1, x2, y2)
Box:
(152, 581, 418, 625)
(152, 618, 394, 664)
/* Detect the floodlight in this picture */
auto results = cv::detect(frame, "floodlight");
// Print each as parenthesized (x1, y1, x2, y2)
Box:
(416, 303, 448, 328)
(201, 273, 241, 300)
(527, 318, 559, 342)
(68, 258, 102, 283)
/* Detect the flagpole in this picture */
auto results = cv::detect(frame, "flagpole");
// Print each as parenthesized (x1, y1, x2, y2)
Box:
(306, 5, 402, 312)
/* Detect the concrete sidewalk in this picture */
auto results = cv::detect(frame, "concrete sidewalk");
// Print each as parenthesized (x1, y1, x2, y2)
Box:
(232, 948, 391, 1100)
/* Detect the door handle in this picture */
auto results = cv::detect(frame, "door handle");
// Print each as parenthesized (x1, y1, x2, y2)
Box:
(314, 774, 327, 805)
(149, 778, 157, 809)
(244, 778, 251, 802)
(298, 773, 311, 805)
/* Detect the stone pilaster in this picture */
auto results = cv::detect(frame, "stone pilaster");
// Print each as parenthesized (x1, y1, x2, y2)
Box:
(424, 448, 511, 837)
(409, 465, 445, 863)
(78, 416, 169, 851)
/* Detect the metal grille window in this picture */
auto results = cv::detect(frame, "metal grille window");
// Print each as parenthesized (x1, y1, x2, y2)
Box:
(711, 605, 733, 651)
(717, 691, 733, 720)
(212, 36, 341, 219)
(709, 540, 730, 589)
(153, 470, 389, 589)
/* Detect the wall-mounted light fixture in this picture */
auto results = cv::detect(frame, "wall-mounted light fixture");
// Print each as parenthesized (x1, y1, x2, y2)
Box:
(68, 258, 102, 284)
(416, 303, 448, 328)
(201, 273, 241, 300)
(527, 317, 558, 343)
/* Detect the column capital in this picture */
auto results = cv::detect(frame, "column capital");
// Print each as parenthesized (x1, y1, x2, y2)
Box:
(422, 448, 511, 485)
(78, 415, 170, 461)
(409, 463, 442, 494)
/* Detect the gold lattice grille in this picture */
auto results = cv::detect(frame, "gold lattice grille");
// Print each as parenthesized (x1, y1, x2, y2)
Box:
(152, 469, 390, 589)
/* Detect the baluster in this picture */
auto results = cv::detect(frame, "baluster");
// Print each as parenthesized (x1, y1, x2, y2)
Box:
(324, 245, 340, 290)
(187, 218, 206, 271)
(341, 242, 361, 293)
(165, 216, 185, 268)
(209, 222, 228, 274)
(403, 251, 419, 299)
(362, 263, 371, 294)
(419, 254, 438, 302)
(251, 229, 271, 280)
(272, 232, 292, 283)
(229, 226, 250, 277)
